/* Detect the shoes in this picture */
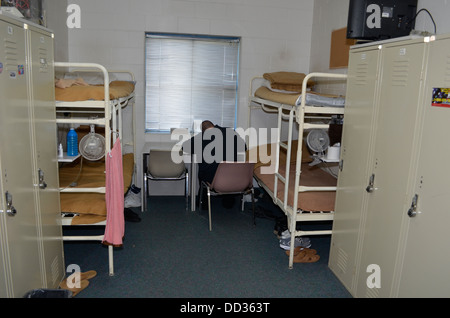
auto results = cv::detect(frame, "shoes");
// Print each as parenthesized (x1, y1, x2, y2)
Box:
(125, 184, 141, 208)
(273, 217, 288, 236)
(285, 247, 320, 263)
(285, 246, 317, 256)
(59, 270, 97, 297)
(292, 251, 320, 263)
(79, 270, 97, 280)
(279, 230, 311, 250)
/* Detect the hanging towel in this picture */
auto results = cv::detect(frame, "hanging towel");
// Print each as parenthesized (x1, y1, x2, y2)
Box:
(103, 138, 125, 246)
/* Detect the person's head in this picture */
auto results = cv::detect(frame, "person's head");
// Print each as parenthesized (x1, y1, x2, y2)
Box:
(201, 120, 214, 132)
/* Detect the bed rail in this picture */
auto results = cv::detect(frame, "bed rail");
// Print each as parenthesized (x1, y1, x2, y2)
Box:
(54, 62, 136, 276)
(248, 72, 348, 268)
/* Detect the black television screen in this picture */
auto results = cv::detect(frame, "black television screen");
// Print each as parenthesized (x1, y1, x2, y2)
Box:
(347, 0, 418, 41)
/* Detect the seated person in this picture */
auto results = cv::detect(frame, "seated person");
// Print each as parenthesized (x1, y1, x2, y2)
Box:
(183, 120, 246, 207)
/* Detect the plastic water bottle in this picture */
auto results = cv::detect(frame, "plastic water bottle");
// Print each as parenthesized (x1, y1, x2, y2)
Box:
(67, 128, 78, 156)
(58, 143, 64, 158)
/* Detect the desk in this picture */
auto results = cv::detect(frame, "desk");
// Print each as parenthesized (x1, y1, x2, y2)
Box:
(141, 141, 197, 212)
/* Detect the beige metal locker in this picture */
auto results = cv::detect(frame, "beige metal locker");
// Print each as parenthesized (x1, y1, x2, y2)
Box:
(356, 38, 428, 298)
(328, 35, 447, 298)
(26, 21, 65, 291)
(397, 34, 450, 297)
(0, 13, 64, 298)
(0, 14, 43, 298)
(328, 43, 382, 294)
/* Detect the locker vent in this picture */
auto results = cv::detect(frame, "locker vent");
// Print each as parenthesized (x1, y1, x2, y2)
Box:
(366, 286, 380, 298)
(355, 63, 369, 86)
(4, 38, 18, 72)
(50, 256, 60, 286)
(391, 60, 409, 87)
(38, 47, 48, 73)
(336, 247, 349, 274)
(445, 54, 450, 84)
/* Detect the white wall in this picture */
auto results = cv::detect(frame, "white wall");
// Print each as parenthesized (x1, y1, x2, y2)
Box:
(45, 0, 450, 189)
(416, 0, 450, 35)
(43, 0, 69, 62)
(309, 0, 349, 96)
(309, 0, 450, 79)
(49, 0, 315, 187)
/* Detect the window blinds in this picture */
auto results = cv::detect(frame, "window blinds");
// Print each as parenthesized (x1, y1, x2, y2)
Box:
(145, 33, 240, 132)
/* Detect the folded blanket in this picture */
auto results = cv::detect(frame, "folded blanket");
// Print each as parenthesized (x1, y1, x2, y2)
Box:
(55, 81, 135, 101)
(263, 72, 314, 92)
(247, 141, 312, 171)
(254, 86, 345, 107)
(55, 77, 90, 89)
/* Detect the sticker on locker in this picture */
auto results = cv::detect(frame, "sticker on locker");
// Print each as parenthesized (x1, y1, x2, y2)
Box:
(432, 88, 450, 108)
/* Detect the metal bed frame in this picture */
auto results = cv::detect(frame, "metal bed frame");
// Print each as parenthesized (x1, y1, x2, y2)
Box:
(248, 72, 347, 268)
(55, 62, 135, 276)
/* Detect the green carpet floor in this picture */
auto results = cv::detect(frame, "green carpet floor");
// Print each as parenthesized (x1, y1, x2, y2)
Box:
(63, 194, 351, 299)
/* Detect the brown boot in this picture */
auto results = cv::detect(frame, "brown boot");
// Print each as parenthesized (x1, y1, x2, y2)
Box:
(59, 278, 89, 297)
(285, 246, 317, 257)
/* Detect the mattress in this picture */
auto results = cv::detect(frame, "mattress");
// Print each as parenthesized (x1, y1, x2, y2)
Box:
(59, 153, 134, 224)
(247, 140, 312, 171)
(263, 71, 315, 91)
(254, 86, 345, 107)
(250, 142, 336, 212)
(254, 163, 337, 212)
(55, 80, 135, 102)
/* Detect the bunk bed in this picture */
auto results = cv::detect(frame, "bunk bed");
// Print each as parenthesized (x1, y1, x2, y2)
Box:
(248, 72, 347, 269)
(54, 62, 136, 276)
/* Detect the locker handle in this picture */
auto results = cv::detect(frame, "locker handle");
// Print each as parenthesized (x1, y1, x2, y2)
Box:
(1, 192, 17, 217)
(38, 169, 47, 190)
(366, 174, 377, 193)
(407, 194, 419, 218)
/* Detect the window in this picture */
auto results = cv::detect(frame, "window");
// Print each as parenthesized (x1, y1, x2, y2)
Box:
(145, 33, 240, 133)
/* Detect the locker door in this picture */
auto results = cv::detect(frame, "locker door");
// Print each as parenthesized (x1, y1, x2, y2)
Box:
(356, 40, 427, 298)
(0, 183, 11, 297)
(27, 26, 65, 289)
(329, 45, 382, 295)
(0, 19, 42, 297)
(398, 36, 450, 297)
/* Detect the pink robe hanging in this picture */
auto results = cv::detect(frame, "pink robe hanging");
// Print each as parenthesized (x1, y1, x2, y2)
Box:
(103, 138, 125, 246)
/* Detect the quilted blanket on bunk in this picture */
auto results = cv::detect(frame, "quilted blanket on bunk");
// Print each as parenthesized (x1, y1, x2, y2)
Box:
(249, 142, 336, 212)
(254, 86, 345, 107)
(247, 140, 312, 170)
(55, 80, 135, 101)
(254, 163, 337, 212)
(59, 153, 134, 224)
(263, 71, 315, 92)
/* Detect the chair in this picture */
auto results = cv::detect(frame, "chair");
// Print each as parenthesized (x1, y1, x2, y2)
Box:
(199, 162, 255, 231)
(143, 149, 189, 211)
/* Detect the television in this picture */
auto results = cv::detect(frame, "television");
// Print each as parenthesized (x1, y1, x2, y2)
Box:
(347, 0, 418, 41)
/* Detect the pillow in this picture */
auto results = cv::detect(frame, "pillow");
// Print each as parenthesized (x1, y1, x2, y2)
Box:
(263, 72, 315, 92)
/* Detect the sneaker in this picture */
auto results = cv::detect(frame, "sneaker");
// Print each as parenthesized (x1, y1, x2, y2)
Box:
(129, 184, 141, 195)
(279, 236, 311, 250)
(124, 191, 141, 208)
(280, 230, 291, 239)
(279, 229, 310, 242)
(280, 229, 311, 242)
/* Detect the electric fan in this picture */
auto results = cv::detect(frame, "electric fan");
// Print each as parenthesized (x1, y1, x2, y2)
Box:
(306, 129, 330, 166)
(306, 129, 330, 154)
(79, 124, 106, 161)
